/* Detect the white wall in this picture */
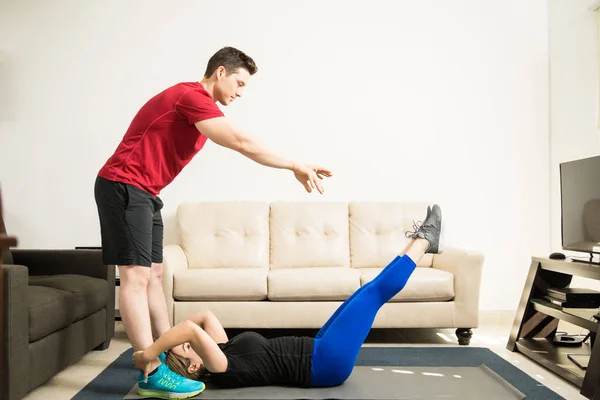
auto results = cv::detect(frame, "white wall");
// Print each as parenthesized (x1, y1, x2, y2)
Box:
(0, 0, 551, 310)
(549, 0, 600, 289)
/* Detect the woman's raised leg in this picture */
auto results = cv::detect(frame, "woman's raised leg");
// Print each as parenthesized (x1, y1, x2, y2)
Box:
(310, 204, 442, 387)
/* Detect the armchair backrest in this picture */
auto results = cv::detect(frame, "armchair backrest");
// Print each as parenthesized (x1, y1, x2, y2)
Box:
(0, 185, 14, 264)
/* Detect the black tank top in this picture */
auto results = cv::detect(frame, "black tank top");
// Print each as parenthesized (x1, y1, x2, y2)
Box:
(207, 331, 314, 388)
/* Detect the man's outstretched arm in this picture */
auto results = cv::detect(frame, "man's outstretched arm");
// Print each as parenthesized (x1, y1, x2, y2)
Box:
(195, 117, 294, 170)
(195, 117, 332, 193)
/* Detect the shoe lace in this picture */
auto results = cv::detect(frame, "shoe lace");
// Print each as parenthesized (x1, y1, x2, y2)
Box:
(165, 370, 183, 386)
(404, 220, 423, 238)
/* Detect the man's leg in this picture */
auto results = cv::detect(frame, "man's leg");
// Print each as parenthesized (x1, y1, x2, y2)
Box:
(148, 262, 171, 339)
(148, 201, 171, 340)
(118, 265, 156, 353)
(95, 176, 205, 397)
(94, 176, 160, 367)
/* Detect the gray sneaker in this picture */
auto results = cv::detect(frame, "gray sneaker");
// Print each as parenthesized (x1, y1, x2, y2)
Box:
(405, 204, 442, 254)
(404, 206, 431, 240)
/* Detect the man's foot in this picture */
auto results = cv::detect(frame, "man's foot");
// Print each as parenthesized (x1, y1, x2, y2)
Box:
(137, 361, 205, 399)
(405, 204, 442, 254)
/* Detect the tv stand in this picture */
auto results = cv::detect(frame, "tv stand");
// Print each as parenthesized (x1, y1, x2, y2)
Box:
(507, 256, 600, 399)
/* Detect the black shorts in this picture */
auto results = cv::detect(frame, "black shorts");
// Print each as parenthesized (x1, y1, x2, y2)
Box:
(94, 175, 164, 267)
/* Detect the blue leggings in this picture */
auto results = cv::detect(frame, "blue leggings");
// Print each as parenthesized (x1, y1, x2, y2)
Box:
(310, 254, 417, 387)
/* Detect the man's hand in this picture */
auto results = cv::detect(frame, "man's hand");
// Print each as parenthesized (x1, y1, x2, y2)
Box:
(293, 164, 333, 194)
(133, 350, 153, 381)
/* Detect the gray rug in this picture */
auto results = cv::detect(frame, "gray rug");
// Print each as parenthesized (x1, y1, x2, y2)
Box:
(124, 365, 525, 399)
(72, 346, 566, 400)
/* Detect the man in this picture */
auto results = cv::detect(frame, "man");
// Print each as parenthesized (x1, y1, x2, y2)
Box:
(94, 46, 332, 399)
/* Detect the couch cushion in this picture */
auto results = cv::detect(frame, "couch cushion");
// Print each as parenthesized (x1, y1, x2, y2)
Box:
(177, 201, 270, 269)
(349, 202, 434, 268)
(28, 285, 75, 342)
(29, 274, 107, 321)
(268, 267, 361, 301)
(357, 267, 454, 302)
(270, 202, 350, 269)
(174, 268, 268, 300)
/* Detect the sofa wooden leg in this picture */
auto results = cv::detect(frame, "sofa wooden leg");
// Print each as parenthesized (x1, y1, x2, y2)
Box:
(456, 328, 472, 345)
(93, 339, 111, 351)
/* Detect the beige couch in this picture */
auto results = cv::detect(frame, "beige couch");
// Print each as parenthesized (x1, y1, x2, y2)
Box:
(162, 201, 484, 345)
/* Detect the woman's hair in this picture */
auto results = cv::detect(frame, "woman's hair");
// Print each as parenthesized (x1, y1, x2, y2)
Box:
(164, 350, 207, 381)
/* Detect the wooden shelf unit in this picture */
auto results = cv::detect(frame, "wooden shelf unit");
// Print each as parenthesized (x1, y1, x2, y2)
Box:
(507, 257, 600, 399)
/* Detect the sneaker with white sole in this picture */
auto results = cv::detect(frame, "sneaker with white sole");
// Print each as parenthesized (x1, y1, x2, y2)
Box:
(137, 357, 205, 399)
(405, 204, 442, 254)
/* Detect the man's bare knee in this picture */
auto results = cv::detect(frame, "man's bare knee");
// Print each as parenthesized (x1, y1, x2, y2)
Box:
(119, 265, 151, 292)
(151, 262, 164, 282)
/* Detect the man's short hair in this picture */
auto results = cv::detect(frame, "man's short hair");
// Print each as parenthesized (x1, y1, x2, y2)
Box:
(204, 47, 258, 78)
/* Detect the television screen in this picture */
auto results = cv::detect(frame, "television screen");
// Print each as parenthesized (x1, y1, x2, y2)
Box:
(560, 155, 600, 254)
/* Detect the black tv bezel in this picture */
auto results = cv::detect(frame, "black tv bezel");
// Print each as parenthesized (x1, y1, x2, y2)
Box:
(559, 155, 600, 256)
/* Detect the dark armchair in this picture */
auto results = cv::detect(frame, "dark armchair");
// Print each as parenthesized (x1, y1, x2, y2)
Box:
(1, 223, 115, 400)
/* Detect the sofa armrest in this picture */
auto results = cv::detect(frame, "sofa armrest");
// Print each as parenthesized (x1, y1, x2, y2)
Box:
(162, 245, 189, 325)
(432, 247, 484, 328)
(2, 264, 30, 400)
(11, 249, 109, 280)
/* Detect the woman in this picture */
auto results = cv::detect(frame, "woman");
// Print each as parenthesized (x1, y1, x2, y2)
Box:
(133, 204, 442, 390)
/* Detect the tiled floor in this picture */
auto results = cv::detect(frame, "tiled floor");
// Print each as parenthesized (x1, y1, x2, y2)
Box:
(23, 314, 589, 400)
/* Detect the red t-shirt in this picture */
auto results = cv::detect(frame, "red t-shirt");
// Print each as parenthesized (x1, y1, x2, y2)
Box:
(98, 82, 223, 196)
